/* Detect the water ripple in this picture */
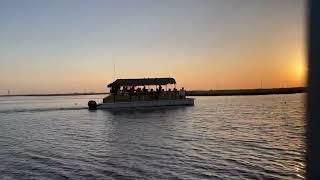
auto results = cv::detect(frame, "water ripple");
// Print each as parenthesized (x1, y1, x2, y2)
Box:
(0, 94, 305, 179)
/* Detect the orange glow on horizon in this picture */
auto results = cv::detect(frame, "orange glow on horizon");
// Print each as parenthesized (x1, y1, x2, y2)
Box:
(295, 61, 307, 83)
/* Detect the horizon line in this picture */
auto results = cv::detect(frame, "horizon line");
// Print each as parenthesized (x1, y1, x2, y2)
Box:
(0, 86, 307, 97)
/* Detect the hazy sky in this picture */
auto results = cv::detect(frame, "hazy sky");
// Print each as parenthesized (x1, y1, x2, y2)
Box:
(0, 0, 306, 94)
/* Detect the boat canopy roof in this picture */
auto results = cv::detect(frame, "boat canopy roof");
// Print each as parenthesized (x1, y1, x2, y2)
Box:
(107, 78, 176, 87)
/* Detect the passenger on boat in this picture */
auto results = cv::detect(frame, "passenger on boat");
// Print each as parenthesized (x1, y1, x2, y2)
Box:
(155, 85, 162, 100)
(120, 87, 124, 95)
(173, 88, 177, 93)
(150, 88, 154, 94)
(167, 88, 172, 98)
(121, 86, 128, 96)
(136, 87, 142, 100)
(129, 86, 135, 101)
(179, 87, 186, 99)
(136, 87, 142, 93)
(129, 86, 134, 94)
(125, 87, 130, 96)
(173, 88, 178, 98)
(110, 86, 120, 95)
(143, 86, 147, 95)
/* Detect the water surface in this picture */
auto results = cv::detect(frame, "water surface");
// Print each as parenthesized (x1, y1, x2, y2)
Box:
(0, 94, 306, 179)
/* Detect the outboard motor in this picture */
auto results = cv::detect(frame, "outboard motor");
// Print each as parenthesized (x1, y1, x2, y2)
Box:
(88, 100, 97, 110)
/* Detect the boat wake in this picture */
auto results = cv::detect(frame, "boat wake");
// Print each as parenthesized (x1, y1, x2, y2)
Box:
(0, 107, 87, 114)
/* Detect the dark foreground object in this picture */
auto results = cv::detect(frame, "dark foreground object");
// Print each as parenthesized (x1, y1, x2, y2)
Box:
(187, 87, 306, 96)
(88, 100, 97, 110)
(307, 0, 320, 179)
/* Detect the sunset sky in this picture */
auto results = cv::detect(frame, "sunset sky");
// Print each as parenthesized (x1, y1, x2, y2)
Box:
(0, 0, 306, 94)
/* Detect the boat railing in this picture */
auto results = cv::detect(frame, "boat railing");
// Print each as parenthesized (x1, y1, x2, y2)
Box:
(103, 91, 186, 103)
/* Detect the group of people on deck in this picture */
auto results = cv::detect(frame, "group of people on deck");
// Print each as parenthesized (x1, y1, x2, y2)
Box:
(110, 85, 186, 99)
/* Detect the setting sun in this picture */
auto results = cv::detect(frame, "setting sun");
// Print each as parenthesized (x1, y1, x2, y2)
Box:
(295, 61, 307, 84)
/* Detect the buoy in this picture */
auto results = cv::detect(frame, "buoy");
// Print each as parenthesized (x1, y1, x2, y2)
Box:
(88, 100, 97, 110)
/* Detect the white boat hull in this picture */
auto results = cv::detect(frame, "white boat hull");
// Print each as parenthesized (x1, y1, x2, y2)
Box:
(97, 98, 194, 109)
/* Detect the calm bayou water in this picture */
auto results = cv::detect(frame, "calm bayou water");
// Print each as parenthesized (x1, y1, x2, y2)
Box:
(0, 94, 305, 179)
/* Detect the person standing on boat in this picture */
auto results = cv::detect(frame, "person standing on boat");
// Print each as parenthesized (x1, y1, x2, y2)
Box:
(173, 88, 178, 99)
(150, 88, 154, 100)
(156, 85, 162, 100)
(143, 86, 147, 95)
(179, 87, 186, 99)
(137, 87, 142, 100)
(129, 86, 134, 101)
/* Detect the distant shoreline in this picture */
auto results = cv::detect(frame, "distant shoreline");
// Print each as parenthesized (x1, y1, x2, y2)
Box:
(0, 92, 109, 97)
(186, 87, 306, 96)
(0, 87, 306, 97)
